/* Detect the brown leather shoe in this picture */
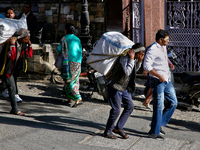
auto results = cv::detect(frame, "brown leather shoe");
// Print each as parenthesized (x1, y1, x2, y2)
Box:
(113, 128, 129, 139)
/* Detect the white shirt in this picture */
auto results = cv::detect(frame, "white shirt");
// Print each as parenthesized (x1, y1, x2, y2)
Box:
(143, 42, 170, 82)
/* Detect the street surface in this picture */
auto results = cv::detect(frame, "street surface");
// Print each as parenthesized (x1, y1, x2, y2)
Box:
(0, 76, 199, 150)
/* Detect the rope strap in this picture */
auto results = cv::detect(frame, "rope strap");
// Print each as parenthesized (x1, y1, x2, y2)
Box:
(0, 42, 10, 75)
(88, 48, 130, 65)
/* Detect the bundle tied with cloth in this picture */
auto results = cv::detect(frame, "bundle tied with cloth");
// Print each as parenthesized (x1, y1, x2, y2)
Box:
(87, 31, 135, 76)
(0, 14, 28, 75)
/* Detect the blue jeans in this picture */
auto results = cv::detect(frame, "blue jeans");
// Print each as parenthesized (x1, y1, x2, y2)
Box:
(105, 86, 134, 134)
(149, 77, 177, 135)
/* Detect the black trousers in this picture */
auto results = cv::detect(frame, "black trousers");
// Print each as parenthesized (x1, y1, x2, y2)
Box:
(3, 74, 18, 113)
(13, 71, 19, 94)
(2, 72, 19, 95)
(105, 86, 134, 134)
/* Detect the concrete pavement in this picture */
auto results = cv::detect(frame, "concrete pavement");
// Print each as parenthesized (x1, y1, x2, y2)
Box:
(0, 76, 199, 150)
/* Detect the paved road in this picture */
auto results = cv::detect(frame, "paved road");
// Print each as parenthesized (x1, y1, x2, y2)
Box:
(0, 77, 199, 150)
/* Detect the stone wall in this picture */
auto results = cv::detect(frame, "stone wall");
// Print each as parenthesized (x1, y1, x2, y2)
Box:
(28, 43, 59, 74)
(0, 0, 105, 44)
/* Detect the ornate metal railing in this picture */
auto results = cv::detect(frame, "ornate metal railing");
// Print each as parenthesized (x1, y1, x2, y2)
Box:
(132, 0, 144, 44)
(166, 1, 200, 72)
(123, 3, 132, 40)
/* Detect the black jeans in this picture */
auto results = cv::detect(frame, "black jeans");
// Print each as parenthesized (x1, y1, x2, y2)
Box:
(3, 75, 18, 113)
(2, 72, 19, 94)
(13, 72, 19, 94)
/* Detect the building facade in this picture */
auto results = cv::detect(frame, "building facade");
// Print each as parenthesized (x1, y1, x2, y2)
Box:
(1, 0, 199, 73)
(0, 0, 105, 43)
(129, 0, 200, 72)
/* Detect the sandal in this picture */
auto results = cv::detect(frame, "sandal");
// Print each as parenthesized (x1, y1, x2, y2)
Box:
(72, 101, 83, 108)
(102, 132, 117, 139)
(67, 99, 73, 103)
(113, 128, 129, 139)
(10, 110, 25, 116)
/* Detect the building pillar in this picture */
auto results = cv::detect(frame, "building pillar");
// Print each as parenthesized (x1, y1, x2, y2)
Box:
(144, 0, 165, 47)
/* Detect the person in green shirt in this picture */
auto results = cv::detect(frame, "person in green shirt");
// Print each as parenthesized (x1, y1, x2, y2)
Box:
(56, 23, 82, 107)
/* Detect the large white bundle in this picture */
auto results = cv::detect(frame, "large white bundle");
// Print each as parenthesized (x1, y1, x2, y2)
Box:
(0, 13, 27, 44)
(87, 31, 134, 75)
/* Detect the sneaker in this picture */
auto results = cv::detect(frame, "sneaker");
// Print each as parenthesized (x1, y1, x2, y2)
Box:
(143, 102, 152, 109)
(160, 127, 166, 136)
(15, 94, 22, 103)
(2, 89, 9, 98)
(148, 132, 164, 141)
(139, 95, 145, 99)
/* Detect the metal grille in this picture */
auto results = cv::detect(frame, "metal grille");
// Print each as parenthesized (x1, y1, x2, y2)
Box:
(123, 2, 132, 40)
(166, 1, 200, 72)
(132, 0, 144, 44)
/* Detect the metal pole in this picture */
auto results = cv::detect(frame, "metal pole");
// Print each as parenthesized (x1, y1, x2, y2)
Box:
(79, 0, 92, 51)
(55, 0, 62, 42)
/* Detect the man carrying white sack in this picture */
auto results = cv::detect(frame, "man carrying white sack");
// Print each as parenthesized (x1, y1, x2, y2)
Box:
(1, 6, 22, 102)
(0, 11, 27, 101)
(103, 43, 145, 139)
(0, 28, 33, 116)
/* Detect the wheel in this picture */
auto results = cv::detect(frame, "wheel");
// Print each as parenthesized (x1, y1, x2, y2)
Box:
(51, 68, 63, 84)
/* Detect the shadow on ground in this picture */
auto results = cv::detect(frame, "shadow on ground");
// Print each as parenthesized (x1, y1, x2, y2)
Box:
(130, 114, 200, 133)
(0, 114, 103, 135)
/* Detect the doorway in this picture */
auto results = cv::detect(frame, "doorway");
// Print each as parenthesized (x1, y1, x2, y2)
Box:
(106, 0, 123, 32)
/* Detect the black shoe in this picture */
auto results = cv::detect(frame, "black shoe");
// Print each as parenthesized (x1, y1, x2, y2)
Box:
(148, 132, 164, 141)
(160, 127, 166, 136)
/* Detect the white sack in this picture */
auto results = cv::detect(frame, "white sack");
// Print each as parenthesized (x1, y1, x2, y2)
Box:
(0, 13, 27, 44)
(87, 31, 134, 75)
